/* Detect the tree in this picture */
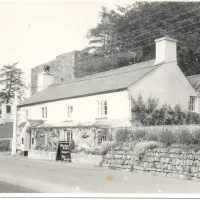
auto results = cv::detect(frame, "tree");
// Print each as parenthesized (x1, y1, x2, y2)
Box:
(0, 63, 27, 103)
(75, 2, 200, 77)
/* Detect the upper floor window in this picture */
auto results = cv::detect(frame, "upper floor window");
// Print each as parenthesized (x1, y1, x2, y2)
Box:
(189, 96, 197, 112)
(42, 107, 47, 119)
(97, 100, 107, 118)
(66, 105, 73, 120)
(6, 105, 11, 114)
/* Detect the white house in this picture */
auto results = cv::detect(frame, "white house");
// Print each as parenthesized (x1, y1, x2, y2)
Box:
(16, 36, 199, 156)
(0, 92, 13, 123)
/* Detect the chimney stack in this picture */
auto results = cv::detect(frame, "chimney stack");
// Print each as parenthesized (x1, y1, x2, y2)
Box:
(37, 65, 55, 92)
(154, 36, 177, 64)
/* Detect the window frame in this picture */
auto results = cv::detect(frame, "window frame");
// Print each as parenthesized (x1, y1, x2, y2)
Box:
(66, 105, 73, 120)
(189, 96, 197, 112)
(96, 100, 108, 118)
(64, 130, 73, 141)
(41, 106, 47, 119)
(6, 105, 11, 114)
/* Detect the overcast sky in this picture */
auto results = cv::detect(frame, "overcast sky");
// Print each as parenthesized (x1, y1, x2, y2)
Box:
(0, 0, 135, 92)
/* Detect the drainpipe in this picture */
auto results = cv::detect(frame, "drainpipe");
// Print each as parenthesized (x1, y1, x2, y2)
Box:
(12, 91, 17, 156)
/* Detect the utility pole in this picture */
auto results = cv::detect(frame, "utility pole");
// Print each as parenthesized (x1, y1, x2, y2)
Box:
(12, 91, 17, 156)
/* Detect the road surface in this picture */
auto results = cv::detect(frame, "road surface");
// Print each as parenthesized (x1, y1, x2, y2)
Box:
(0, 154, 199, 193)
(0, 181, 36, 193)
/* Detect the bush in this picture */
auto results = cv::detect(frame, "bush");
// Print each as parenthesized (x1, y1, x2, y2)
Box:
(158, 129, 177, 146)
(0, 140, 10, 152)
(178, 130, 194, 145)
(147, 133, 159, 141)
(84, 148, 101, 155)
(99, 141, 117, 155)
(133, 129, 147, 141)
(115, 128, 131, 143)
(146, 130, 159, 141)
(35, 144, 56, 151)
(186, 112, 200, 124)
(132, 95, 200, 125)
(134, 141, 164, 159)
(69, 140, 75, 149)
(192, 130, 200, 145)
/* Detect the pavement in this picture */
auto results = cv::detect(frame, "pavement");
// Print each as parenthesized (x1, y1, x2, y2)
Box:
(0, 153, 200, 193)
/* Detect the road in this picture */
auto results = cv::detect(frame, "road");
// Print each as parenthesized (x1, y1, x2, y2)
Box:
(0, 181, 36, 193)
(0, 154, 200, 193)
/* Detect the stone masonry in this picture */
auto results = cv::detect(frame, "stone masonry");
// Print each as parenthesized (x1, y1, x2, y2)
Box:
(103, 144, 200, 182)
(31, 51, 78, 95)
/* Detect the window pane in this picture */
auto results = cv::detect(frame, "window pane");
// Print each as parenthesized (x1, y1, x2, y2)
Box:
(6, 106, 11, 114)
(190, 97, 196, 111)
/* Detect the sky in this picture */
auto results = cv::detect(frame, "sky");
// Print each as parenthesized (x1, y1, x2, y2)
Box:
(0, 0, 135, 97)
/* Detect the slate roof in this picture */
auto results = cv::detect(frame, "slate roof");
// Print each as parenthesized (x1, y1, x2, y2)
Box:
(18, 59, 159, 107)
(187, 74, 200, 92)
(0, 122, 13, 139)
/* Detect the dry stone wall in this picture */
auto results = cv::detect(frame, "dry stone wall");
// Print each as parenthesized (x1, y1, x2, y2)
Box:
(102, 145, 200, 181)
(102, 144, 134, 172)
(135, 148, 200, 181)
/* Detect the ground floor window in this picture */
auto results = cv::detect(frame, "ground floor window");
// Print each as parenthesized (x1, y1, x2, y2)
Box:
(64, 131, 73, 141)
(98, 135, 107, 145)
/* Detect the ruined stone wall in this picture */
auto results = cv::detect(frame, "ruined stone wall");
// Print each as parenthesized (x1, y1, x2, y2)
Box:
(31, 51, 77, 95)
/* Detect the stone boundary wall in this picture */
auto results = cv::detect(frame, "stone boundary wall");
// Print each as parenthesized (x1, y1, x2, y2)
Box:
(102, 144, 134, 171)
(102, 145, 200, 181)
(134, 148, 200, 181)
(28, 150, 57, 161)
(71, 153, 102, 166)
(28, 150, 102, 166)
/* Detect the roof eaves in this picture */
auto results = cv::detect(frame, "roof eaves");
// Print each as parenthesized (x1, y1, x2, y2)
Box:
(18, 87, 127, 108)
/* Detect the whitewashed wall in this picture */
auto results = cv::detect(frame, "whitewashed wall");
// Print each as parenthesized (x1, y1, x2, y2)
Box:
(19, 90, 131, 124)
(128, 62, 198, 111)
(1, 103, 13, 122)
